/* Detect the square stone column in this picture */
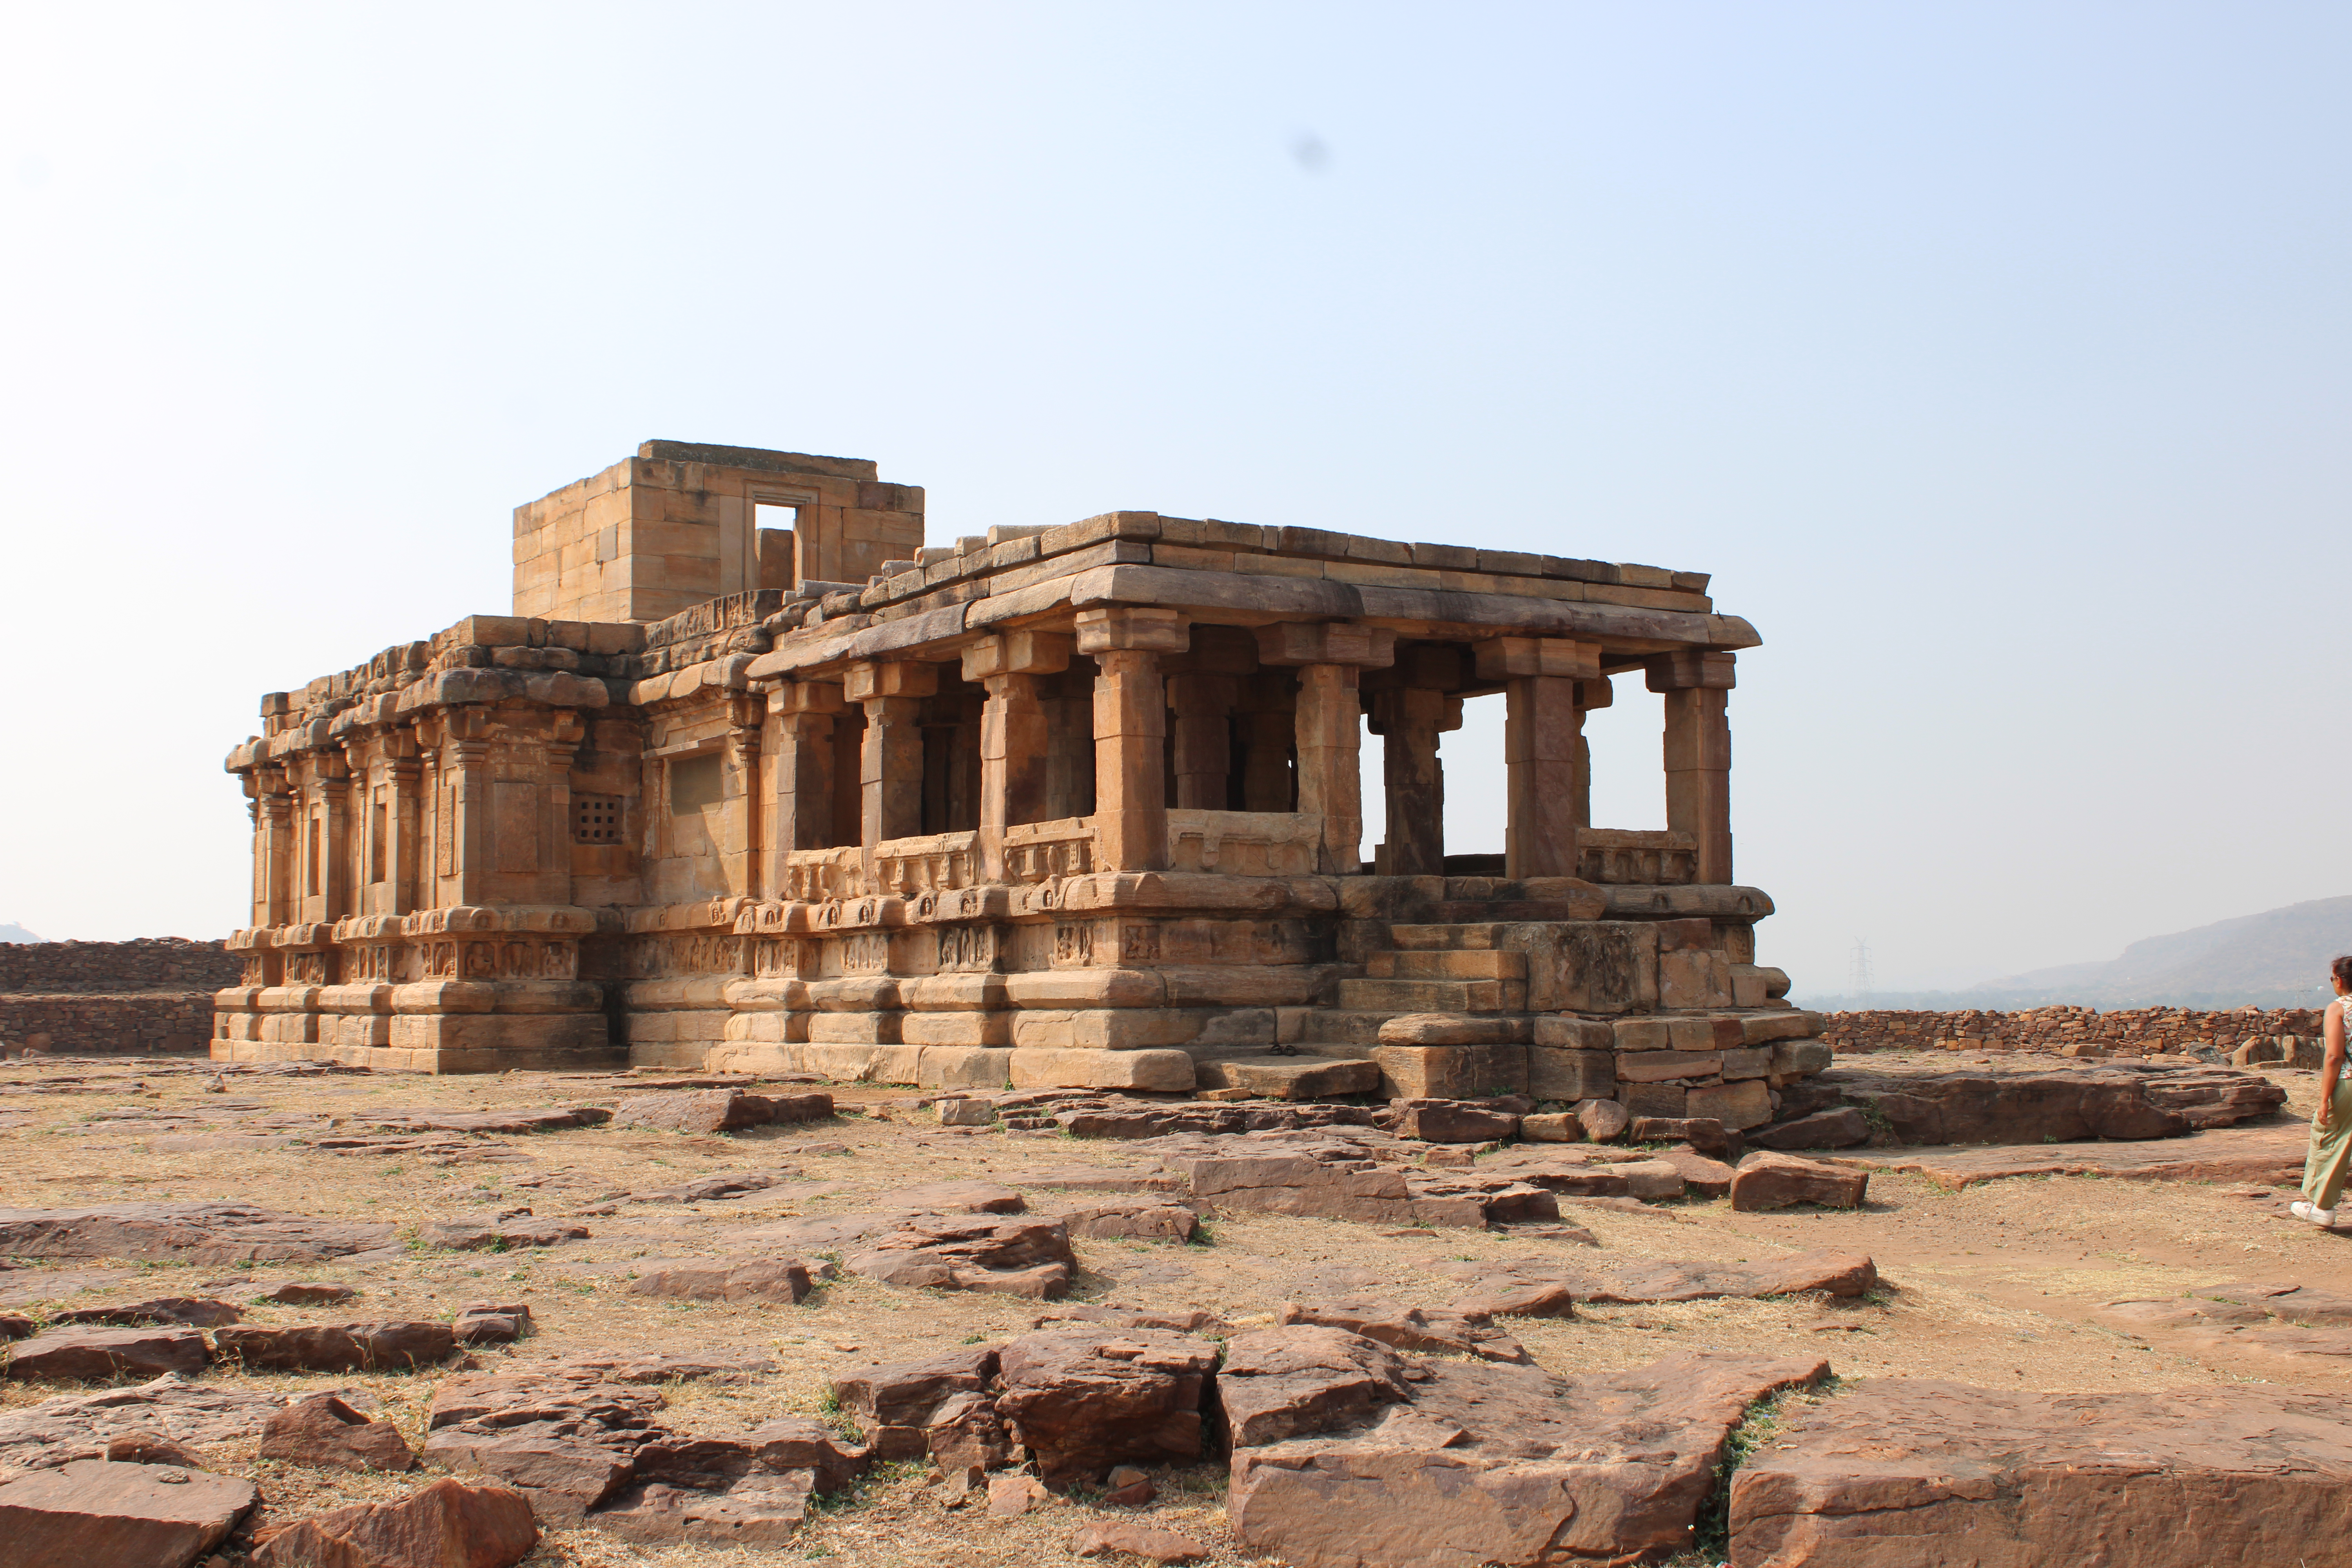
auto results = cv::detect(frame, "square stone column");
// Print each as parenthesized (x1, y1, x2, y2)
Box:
(1572, 675, 1611, 829)
(768, 682, 846, 871)
(964, 630, 1075, 878)
(1256, 622, 1396, 874)
(384, 732, 422, 916)
(254, 771, 294, 927)
(846, 661, 938, 847)
(443, 710, 495, 907)
(1476, 637, 1599, 880)
(315, 760, 352, 923)
(1647, 650, 1735, 884)
(1167, 673, 1238, 809)
(1076, 608, 1190, 872)
(1368, 687, 1463, 877)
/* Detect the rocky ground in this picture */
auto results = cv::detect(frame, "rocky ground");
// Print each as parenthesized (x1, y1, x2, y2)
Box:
(0, 1048, 2347, 1567)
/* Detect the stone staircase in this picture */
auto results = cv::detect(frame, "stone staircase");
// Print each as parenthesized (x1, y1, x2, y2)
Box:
(1195, 924, 1541, 1101)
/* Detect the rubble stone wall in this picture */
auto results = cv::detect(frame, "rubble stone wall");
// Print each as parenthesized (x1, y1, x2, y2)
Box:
(1824, 1004, 2328, 1059)
(0, 993, 216, 1055)
(0, 938, 241, 993)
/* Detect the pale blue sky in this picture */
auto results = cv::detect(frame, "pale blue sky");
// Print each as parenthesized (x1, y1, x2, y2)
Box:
(4, 4, 2347, 995)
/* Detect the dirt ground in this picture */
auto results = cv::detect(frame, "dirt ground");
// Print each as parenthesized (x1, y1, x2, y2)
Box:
(0, 1051, 2343, 1567)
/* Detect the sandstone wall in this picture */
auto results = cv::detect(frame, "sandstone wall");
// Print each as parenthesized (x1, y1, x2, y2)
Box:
(0, 994, 216, 1055)
(1824, 1004, 2327, 1060)
(0, 938, 241, 993)
(0, 938, 237, 1057)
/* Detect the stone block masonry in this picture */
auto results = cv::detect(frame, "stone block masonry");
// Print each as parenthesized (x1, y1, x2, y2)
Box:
(0, 939, 239, 1057)
(1824, 1004, 2328, 1060)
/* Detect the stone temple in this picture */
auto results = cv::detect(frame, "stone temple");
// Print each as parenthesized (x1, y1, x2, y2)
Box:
(214, 441, 1826, 1123)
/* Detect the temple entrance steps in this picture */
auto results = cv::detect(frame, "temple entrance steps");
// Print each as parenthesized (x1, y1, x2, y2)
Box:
(1335, 925, 1532, 1014)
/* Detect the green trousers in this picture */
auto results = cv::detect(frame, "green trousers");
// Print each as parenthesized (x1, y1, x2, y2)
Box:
(2302, 1074, 2352, 1211)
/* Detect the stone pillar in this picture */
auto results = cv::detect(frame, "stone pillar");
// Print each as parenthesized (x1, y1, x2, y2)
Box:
(1256, 623, 1396, 874)
(317, 758, 352, 922)
(544, 713, 585, 906)
(964, 631, 1075, 878)
(385, 748, 422, 916)
(445, 709, 494, 907)
(255, 770, 294, 927)
(1369, 688, 1462, 877)
(1647, 650, 1735, 884)
(1167, 674, 1237, 809)
(1572, 676, 1611, 830)
(724, 697, 760, 898)
(1076, 608, 1190, 872)
(768, 681, 846, 869)
(1476, 637, 1600, 880)
(845, 660, 938, 847)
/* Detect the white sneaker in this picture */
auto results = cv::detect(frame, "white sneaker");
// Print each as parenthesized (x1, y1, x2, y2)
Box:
(2292, 1200, 2337, 1228)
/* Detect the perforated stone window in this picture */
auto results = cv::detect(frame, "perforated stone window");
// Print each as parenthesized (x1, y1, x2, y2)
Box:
(573, 795, 623, 844)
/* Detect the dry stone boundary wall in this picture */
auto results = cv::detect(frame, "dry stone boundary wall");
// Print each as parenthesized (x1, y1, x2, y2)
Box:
(0, 938, 237, 1056)
(1824, 1004, 2327, 1061)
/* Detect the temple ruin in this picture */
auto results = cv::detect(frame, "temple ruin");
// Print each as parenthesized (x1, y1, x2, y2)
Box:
(214, 441, 1826, 1122)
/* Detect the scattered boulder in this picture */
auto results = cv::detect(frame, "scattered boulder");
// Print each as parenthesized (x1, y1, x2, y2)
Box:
(1173, 1145, 1556, 1229)
(259, 1393, 416, 1472)
(988, 1473, 1053, 1517)
(589, 1436, 816, 1547)
(1391, 1099, 1522, 1143)
(0, 1458, 259, 1568)
(214, 1321, 456, 1373)
(1072, 1519, 1211, 1562)
(1613, 1158, 1690, 1201)
(935, 1098, 997, 1126)
(1277, 1298, 1531, 1364)
(249, 1476, 537, 1568)
(4, 1327, 209, 1383)
(419, 1215, 588, 1251)
(51, 1299, 242, 1329)
(1518, 1111, 1584, 1142)
(1227, 1343, 1829, 1568)
(1731, 1152, 1870, 1212)
(845, 1215, 1078, 1298)
(1749, 1107, 1872, 1151)
(626, 1257, 824, 1305)
(1057, 1202, 1200, 1242)
(0, 1204, 393, 1265)
(452, 1302, 532, 1345)
(834, 1346, 1000, 1460)
(1655, 1149, 1736, 1198)
(610, 1089, 832, 1135)
(1574, 1098, 1630, 1141)
(922, 1390, 1013, 1474)
(1730, 1379, 2352, 1567)
(994, 1325, 1221, 1482)
(1, 1313, 36, 1339)
(421, 1399, 652, 1526)
(1629, 1116, 1743, 1158)
(1812, 1061, 2284, 1145)
(1435, 1250, 1879, 1308)
(1035, 1306, 1224, 1334)
(744, 1416, 872, 1495)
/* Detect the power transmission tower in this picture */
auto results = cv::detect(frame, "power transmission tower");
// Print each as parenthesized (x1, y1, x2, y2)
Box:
(1849, 938, 1874, 1006)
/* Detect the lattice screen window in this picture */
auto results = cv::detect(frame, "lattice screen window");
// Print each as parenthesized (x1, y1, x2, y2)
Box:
(573, 795, 623, 844)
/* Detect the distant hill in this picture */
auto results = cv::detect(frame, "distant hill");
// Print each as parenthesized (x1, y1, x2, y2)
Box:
(0, 924, 43, 945)
(1797, 896, 2352, 1012)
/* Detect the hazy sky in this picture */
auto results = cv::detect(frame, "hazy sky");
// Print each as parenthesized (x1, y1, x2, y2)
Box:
(5, 4, 2348, 996)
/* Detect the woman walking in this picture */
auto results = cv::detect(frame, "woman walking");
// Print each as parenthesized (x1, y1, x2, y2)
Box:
(2291, 954, 2352, 1229)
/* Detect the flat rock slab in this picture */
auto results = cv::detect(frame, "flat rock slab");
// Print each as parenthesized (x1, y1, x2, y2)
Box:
(0, 1205, 394, 1265)
(0, 1375, 287, 1471)
(1807, 1061, 2286, 1145)
(1433, 1250, 1879, 1307)
(1730, 1378, 2352, 1567)
(1835, 1122, 2308, 1189)
(1225, 1336, 1828, 1568)
(4, 1327, 209, 1382)
(363, 1105, 610, 1135)
(0, 1458, 259, 1568)
(626, 1257, 822, 1304)
(421, 1216, 590, 1250)
(633, 1169, 799, 1203)
(214, 1321, 457, 1373)
(2100, 1280, 2352, 1360)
